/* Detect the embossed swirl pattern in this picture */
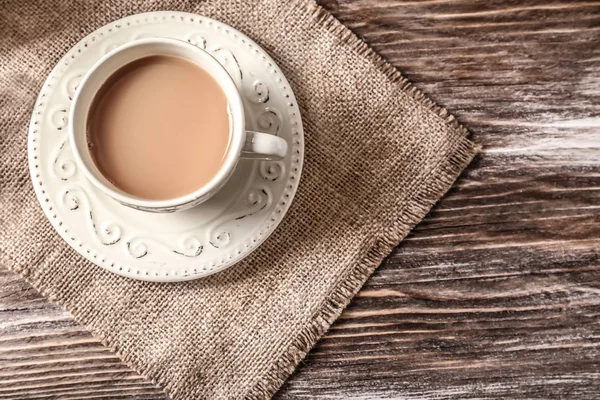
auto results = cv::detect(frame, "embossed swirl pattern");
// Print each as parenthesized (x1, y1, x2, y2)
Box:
(50, 27, 284, 260)
(30, 12, 303, 279)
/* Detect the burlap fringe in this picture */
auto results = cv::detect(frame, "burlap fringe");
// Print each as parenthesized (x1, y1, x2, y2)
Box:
(244, 2, 479, 398)
(305, 0, 470, 138)
(246, 141, 478, 399)
(2, 254, 176, 397)
(1, 1, 479, 399)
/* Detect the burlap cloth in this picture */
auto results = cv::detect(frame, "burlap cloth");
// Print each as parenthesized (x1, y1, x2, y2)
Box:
(0, 0, 478, 398)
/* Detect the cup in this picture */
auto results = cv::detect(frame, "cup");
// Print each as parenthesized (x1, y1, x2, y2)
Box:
(69, 38, 288, 213)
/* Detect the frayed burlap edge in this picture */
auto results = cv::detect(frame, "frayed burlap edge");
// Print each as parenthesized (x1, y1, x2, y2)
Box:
(301, 1, 471, 139)
(1, 258, 172, 396)
(1, 1, 480, 399)
(246, 140, 478, 399)
(244, 1, 479, 398)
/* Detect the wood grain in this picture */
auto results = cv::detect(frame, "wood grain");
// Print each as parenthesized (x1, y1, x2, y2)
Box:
(2, 0, 600, 398)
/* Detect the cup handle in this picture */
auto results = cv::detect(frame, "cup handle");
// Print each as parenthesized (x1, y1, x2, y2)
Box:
(242, 131, 288, 160)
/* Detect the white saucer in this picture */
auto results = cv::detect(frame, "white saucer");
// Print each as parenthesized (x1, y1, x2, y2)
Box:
(27, 11, 304, 282)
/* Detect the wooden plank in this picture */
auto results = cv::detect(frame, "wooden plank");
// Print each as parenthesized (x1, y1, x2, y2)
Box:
(1, 0, 599, 398)
(277, 0, 600, 398)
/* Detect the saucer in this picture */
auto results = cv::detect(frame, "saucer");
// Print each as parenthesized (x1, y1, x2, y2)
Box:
(27, 11, 304, 282)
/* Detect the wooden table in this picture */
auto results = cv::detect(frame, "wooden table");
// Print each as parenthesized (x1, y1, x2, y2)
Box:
(2, 0, 599, 398)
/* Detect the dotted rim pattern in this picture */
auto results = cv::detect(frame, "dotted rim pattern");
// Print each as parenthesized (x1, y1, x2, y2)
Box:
(28, 11, 304, 282)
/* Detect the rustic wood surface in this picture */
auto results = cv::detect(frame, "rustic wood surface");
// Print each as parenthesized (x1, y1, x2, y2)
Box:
(2, 0, 600, 398)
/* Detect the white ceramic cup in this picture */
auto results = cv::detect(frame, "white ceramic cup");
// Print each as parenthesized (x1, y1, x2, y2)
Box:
(69, 38, 288, 213)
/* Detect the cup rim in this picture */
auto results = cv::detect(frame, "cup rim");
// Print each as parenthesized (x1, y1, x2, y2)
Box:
(68, 37, 245, 210)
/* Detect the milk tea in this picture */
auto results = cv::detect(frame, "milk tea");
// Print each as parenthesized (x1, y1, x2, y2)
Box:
(87, 55, 231, 200)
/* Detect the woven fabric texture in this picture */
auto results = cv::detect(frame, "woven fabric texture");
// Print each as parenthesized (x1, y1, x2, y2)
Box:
(0, 0, 478, 398)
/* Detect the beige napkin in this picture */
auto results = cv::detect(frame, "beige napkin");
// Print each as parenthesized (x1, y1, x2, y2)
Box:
(0, 0, 478, 398)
